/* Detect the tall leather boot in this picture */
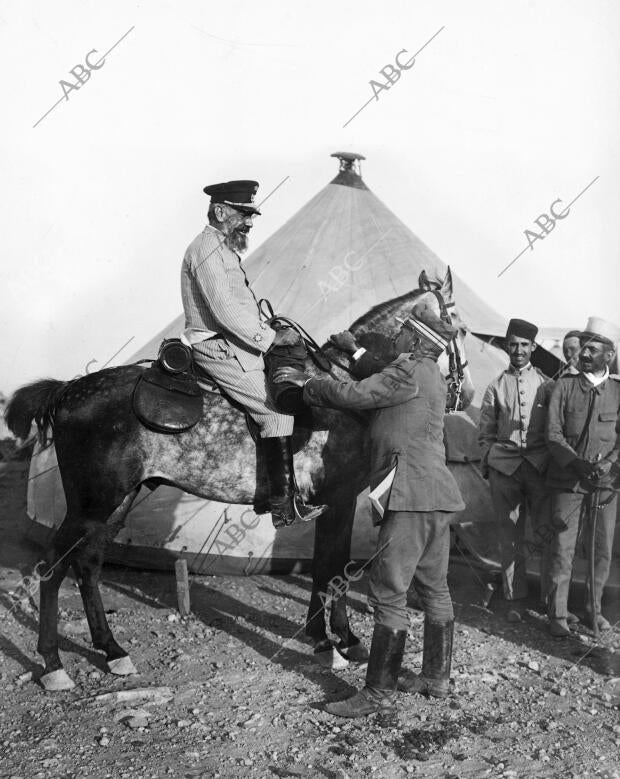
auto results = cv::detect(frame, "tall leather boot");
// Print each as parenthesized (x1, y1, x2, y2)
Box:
(324, 624, 407, 718)
(398, 618, 453, 698)
(262, 436, 328, 528)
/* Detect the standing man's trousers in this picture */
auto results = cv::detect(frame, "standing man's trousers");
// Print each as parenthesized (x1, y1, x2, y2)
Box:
(193, 337, 294, 437)
(368, 510, 454, 630)
(488, 460, 552, 601)
(547, 490, 617, 619)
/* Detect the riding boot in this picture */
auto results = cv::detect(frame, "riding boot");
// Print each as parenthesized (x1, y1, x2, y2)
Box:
(324, 624, 407, 718)
(398, 618, 453, 698)
(262, 436, 328, 528)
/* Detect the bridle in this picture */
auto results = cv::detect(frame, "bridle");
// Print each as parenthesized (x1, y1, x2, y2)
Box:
(423, 287, 468, 414)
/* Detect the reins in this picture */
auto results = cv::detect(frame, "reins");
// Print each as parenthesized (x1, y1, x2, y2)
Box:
(259, 299, 356, 380)
(428, 288, 468, 414)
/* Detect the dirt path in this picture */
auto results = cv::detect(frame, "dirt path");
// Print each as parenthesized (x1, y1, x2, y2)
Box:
(1, 460, 619, 779)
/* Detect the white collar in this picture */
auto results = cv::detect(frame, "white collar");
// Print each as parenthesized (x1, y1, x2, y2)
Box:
(508, 362, 532, 375)
(583, 367, 609, 387)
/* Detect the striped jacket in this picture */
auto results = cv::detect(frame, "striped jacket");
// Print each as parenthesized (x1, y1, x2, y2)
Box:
(181, 225, 275, 371)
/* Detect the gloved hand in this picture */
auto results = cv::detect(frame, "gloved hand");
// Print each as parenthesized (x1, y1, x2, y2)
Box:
(589, 460, 615, 488)
(272, 327, 301, 347)
(572, 459, 596, 479)
(329, 331, 359, 355)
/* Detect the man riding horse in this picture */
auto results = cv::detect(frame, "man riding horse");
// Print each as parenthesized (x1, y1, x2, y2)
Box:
(181, 179, 327, 527)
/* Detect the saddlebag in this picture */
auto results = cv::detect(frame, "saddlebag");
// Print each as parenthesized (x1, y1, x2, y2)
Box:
(132, 340, 203, 433)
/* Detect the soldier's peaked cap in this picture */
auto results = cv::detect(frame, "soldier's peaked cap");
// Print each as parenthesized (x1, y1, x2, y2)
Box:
(203, 180, 261, 215)
(506, 318, 538, 342)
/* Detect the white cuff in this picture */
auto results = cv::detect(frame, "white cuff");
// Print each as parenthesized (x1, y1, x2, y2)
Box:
(352, 347, 366, 361)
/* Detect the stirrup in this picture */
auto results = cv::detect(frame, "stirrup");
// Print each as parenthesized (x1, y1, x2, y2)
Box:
(271, 494, 328, 528)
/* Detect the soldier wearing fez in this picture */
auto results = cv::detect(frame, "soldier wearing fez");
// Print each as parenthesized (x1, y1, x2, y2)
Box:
(479, 319, 554, 620)
(180, 179, 326, 528)
(546, 317, 620, 636)
(275, 306, 464, 718)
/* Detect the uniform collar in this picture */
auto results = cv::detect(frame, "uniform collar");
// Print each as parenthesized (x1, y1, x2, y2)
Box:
(507, 362, 533, 376)
(583, 367, 609, 387)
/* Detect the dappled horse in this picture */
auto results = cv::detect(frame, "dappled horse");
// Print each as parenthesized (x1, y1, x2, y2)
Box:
(5, 268, 473, 690)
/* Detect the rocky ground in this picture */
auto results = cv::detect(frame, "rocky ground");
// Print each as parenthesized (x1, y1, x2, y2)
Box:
(0, 454, 619, 779)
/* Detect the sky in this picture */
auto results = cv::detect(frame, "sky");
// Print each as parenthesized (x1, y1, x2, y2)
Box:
(1, 0, 619, 394)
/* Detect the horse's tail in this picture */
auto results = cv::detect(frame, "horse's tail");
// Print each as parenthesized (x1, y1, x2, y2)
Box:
(4, 379, 68, 443)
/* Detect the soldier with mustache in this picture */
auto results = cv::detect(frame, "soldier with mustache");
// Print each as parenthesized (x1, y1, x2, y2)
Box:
(546, 317, 620, 636)
(180, 180, 326, 528)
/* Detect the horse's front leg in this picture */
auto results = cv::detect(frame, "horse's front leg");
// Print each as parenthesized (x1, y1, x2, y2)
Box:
(307, 492, 368, 663)
(329, 587, 369, 663)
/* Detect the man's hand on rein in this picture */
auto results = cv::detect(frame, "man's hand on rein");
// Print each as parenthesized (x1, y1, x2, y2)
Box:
(329, 331, 359, 355)
(273, 367, 310, 387)
(589, 459, 615, 488)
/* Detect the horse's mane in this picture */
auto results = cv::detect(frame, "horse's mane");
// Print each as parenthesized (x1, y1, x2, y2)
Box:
(349, 285, 436, 334)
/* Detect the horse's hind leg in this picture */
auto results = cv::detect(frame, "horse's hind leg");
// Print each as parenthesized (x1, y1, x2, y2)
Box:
(38, 525, 84, 691)
(73, 490, 139, 676)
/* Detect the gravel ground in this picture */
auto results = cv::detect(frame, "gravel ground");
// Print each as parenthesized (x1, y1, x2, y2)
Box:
(1, 457, 619, 779)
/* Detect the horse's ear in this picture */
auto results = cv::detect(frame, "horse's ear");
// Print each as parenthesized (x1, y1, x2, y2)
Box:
(418, 270, 431, 290)
(442, 266, 453, 298)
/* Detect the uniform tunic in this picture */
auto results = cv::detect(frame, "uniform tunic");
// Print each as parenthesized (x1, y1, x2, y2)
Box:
(479, 363, 554, 601)
(304, 352, 464, 628)
(546, 373, 620, 618)
(181, 225, 293, 437)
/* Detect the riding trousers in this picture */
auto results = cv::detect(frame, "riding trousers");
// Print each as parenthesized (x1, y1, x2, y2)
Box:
(547, 490, 617, 619)
(192, 337, 294, 438)
(367, 509, 455, 630)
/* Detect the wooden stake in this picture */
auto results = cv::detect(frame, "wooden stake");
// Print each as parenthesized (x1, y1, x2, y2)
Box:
(175, 559, 190, 616)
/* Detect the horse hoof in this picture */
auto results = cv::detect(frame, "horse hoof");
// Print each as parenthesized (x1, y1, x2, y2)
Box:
(40, 669, 76, 691)
(339, 643, 369, 663)
(108, 656, 137, 676)
(313, 647, 349, 670)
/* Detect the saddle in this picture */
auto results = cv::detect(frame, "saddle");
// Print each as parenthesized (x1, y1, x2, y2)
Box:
(132, 312, 335, 433)
(132, 340, 203, 433)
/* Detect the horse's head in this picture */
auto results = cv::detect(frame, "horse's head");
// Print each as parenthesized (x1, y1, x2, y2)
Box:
(349, 267, 474, 411)
(412, 267, 466, 335)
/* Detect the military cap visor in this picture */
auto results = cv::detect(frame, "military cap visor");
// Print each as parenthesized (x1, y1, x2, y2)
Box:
(395, 315, 451, 349)
(580, 331, 616, 349)
(203, 180, 262, 215)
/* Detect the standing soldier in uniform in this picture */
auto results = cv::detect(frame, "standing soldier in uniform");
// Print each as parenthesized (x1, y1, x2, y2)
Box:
(561, 330, 582, 376)
(546, 318, 620, 636)
(275, 306, 464, 718)
(181, 179, 326, 528)
(478, 319, 554, 620)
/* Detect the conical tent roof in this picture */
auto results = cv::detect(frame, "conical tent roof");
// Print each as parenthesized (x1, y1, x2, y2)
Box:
(129, 153, 505, 363)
